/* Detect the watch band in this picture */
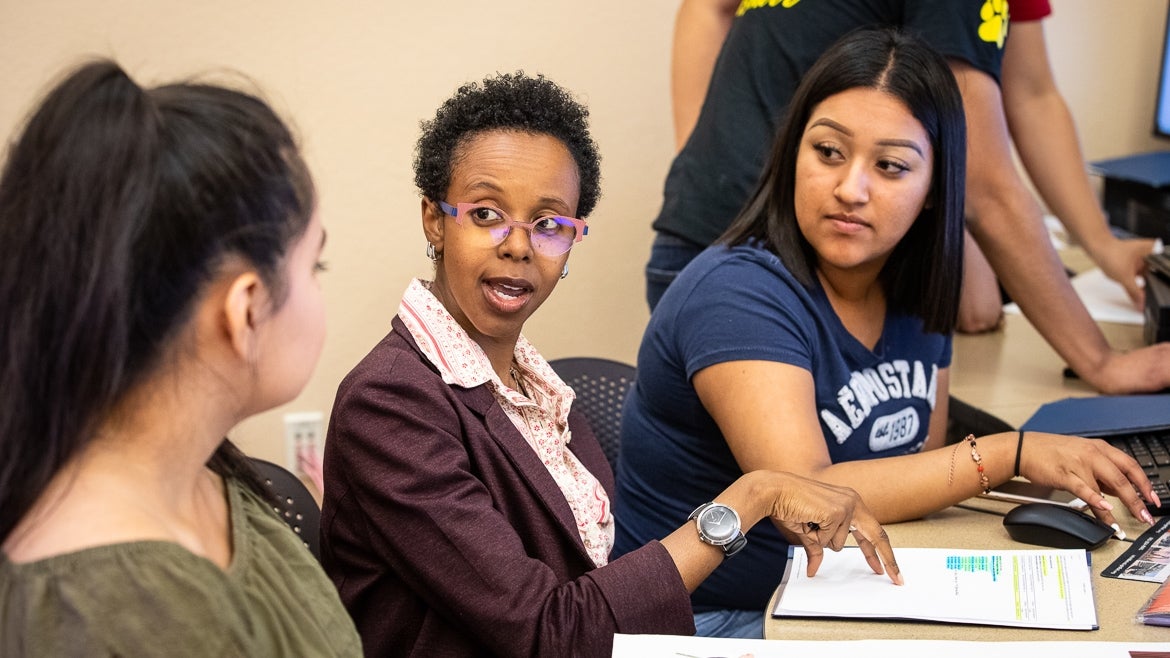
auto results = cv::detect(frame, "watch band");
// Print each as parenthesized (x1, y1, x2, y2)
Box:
(719, 529, 747, 558)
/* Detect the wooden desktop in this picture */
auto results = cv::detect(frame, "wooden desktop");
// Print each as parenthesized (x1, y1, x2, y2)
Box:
(764, 313, 1166, 642)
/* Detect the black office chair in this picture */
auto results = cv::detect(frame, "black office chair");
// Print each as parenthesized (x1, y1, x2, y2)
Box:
(946, 396, 1015, 445)
(548, 357, 636, 470)
(248, 457, 321, 561)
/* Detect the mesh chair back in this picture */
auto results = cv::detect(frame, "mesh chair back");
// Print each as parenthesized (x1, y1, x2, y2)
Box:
(548, 357, 636, 469)
(248, 457, 322, 560)
(946, 396, 1015, 445)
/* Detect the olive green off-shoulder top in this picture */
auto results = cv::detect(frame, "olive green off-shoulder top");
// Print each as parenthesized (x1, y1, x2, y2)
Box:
(1, 477, 361, 657)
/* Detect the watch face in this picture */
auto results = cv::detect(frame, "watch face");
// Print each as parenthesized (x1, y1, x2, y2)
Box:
(700, 505, 739, 543)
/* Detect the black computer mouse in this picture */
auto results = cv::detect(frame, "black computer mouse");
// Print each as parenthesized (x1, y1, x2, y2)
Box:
(1002, 502, 1114, 550)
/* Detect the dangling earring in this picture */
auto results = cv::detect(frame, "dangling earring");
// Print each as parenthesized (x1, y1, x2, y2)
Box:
(426, 242, 440, 262)
(560, 263, 569, 280)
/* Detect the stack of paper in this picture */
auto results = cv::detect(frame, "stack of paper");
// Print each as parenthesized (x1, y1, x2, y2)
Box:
(772, 547, 1098, 630)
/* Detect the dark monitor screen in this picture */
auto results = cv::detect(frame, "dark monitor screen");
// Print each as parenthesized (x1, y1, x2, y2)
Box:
(1157, 4, 1170, 138)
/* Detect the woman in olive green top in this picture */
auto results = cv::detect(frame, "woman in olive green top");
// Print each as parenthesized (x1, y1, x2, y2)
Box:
(0, 61, 360, 656)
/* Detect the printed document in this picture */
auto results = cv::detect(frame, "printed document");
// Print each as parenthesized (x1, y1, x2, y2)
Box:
(772, 547, 1098, 630)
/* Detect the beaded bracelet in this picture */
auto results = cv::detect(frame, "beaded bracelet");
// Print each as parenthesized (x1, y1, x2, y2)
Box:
(966, 434, 991, 494)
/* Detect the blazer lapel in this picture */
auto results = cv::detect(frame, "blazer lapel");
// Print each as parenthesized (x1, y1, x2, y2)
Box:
(452, 384, 594, 561)
(390, 319, 593, 562)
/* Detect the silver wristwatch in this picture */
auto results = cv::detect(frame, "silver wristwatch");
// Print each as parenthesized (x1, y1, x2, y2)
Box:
(688, 502, 747, 559)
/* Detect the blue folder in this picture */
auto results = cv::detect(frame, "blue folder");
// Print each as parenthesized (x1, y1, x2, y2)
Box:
(1020, 394, 1170, 436)
(1089, 151, 1170, 189)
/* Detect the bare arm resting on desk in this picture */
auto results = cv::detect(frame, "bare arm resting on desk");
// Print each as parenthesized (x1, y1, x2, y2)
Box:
(951, 59, 1170, 393)
(694, 359, 1159, 530)
(957, 228, 1004, 334)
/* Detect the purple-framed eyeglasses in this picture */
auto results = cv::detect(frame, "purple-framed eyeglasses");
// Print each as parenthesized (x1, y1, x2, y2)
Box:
(437, 200, 589, 257)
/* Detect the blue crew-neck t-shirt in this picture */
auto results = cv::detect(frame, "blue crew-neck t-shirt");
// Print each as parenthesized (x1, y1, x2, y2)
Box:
(613, 243, 951, 611)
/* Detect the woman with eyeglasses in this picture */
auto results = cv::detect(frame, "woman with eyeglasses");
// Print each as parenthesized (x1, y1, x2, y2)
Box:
(320, 72, 900, 658)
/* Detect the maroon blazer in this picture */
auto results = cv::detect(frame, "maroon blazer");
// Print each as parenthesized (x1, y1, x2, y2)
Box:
(321, 318, 694, 657)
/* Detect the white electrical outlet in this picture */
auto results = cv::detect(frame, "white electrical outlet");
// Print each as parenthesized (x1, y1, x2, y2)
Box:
(283, 411, 324, 473)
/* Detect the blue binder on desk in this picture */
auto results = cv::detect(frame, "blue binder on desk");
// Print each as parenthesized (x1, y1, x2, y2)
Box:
(1089, 152, 1170, 189)
(1020, 394, 1170, 436)
(1020, 395, 1170, 517)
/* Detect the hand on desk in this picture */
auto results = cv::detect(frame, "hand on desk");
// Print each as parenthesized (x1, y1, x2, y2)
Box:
(753, 471, 902, 586)
(1020, 432, 1160, 526)
(1070, 341, 1170, 395)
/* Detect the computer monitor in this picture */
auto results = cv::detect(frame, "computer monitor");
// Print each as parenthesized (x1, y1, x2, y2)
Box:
(1156, 3, 1170, 138)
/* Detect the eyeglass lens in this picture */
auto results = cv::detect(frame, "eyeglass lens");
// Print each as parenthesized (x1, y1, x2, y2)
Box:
(461, 204, 581, 256)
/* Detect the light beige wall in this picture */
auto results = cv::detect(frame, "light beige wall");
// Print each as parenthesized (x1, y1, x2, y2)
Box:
(1043, 1, 1167, 159)
(1, 1, 1166, 466)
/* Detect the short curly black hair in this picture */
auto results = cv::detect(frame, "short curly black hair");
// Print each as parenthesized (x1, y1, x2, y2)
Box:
(414, 72, 602, 218)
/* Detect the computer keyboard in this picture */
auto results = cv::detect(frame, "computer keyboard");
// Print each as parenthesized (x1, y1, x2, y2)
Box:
(1106, 430, 1170, 516)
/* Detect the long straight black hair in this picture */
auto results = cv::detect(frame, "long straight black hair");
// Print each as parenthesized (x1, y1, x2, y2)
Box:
(720, 27, 967, 334)
(0, 61, 316, 541)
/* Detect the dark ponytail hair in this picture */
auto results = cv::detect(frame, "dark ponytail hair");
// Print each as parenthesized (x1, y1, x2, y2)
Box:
(720, 27, 966, 334)
(0, 61, 315, 541)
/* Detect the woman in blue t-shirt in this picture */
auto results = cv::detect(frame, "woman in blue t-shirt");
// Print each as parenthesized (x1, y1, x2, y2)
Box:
(615, 27, 1158, 639)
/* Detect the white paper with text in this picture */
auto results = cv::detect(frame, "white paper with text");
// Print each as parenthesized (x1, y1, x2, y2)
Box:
(772, 547, 1097, 630)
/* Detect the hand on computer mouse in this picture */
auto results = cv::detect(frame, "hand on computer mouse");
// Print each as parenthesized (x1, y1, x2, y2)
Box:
(1014, 431, 1158, 527)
